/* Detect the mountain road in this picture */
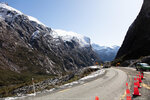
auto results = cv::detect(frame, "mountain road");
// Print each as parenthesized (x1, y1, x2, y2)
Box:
(20, 68, 127, 100)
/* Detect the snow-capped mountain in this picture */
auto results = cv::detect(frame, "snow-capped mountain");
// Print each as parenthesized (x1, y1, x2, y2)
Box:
(0, 2, 90, 48)
(0, 2, 101, 91)
(52, 29, 90, 47)
(92, 43, 120, 61)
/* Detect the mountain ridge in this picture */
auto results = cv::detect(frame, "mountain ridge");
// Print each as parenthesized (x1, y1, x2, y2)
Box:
(92, 43, 120, 61)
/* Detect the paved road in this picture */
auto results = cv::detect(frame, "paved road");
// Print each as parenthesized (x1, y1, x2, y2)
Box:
(20, 68, 127, 100)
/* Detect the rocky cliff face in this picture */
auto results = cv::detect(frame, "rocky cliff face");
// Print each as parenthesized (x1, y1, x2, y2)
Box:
(116, 0, 150, 61)
(0, 3, 100, 87)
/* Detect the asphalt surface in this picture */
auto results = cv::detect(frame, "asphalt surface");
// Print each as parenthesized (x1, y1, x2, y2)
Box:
(19, 68, 127, 100)
(117, 67, 150, 100)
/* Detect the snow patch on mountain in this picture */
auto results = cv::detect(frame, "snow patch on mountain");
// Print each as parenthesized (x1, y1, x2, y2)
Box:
(92, 43, 120, 61)
(92, 44, 107, 50)
(0, 3, 45, 26)
(31, 30, 40, 39)
(27, 16, 45, 26)
(0, 3, 21, 22)
(0, 3, 22, 15)
(92, 44, 119, 51)
(52, 29, 91, 47)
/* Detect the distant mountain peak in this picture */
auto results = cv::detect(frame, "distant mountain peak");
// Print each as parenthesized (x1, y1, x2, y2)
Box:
(92, 43, 120, 50)
(92, 43, 120, 61)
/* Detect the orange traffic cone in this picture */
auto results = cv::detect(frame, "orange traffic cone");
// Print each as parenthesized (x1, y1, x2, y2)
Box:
(138, 74, 142, 83)
(126, 82, 130, 94)
(139, 72, 143, 80)
(133, 86, 141, 96)
(136, 75, 141, 88)
(141, 73, 144, 79)
(134, 78, 137, 86)
(126, 82, 132, 100)
(127, 93, 132, 100)
(95, 96, 99, 100)
(126, 82, 128, 88)
(126, 88, 130, 94)
(133, 78, 141, 96)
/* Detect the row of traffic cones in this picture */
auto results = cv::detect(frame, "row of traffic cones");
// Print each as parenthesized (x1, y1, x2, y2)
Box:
(132, 77, 141, 96)
(133, 72, 143, 96)
(126, 71, 144, 100)
(95, 72, 144, 100)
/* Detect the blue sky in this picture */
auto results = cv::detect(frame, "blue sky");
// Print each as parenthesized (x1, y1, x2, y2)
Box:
(2, 0, 143, 46)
